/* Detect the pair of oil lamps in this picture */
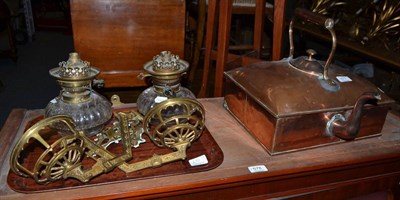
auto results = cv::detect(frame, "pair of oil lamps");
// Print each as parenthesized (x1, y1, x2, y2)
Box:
(45, 51, 196, 136)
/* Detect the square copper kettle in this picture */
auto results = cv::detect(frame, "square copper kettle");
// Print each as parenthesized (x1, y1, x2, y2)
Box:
(224, 13, 394, 155)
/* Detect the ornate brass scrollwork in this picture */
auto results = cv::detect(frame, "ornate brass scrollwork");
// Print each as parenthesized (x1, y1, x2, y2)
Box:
(10, 97, 205, 184)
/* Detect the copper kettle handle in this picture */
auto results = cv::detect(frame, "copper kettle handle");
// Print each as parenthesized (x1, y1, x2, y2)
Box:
(289, 8, 337, 82)
(325, 92, 381, 140)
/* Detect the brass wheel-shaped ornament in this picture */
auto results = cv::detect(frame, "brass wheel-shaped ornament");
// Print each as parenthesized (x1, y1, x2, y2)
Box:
(40, 137, 85, 182)
(31, 135, 84, 183)
(162, 124, 198, 148)
(10, 115, 81, 184)
(143, 98, 205, 148)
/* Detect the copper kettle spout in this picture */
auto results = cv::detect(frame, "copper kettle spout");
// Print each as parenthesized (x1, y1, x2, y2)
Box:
(326, 92, 381, 140)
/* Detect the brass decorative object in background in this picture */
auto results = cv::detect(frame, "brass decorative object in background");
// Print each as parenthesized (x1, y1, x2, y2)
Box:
(364, 0, 400, 50)
(304, 0, 400, 51)
(309, 0, 346, 15)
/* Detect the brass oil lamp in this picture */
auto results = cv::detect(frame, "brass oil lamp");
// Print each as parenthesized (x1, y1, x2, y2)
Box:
(45, 52, 112, 136)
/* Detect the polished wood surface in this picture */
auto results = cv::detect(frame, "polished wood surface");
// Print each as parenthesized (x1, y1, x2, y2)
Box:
(70, 0, 186, 88)
(1, 98, 400, 199)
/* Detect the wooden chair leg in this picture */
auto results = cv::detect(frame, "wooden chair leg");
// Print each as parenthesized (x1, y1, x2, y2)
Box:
(254, 0, 266, 58)
(213, 0, 232, 97)
(272, 0, 287, 61)
(198, 0, 218, 98)
(188, 0, 206, 88)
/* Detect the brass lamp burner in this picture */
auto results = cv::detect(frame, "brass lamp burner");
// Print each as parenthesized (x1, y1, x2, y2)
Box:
(49, 52, 100, 104)
(10, 98, 205, 184)
(140, 50, 189, 93)
(45, 52, 112, 135)
(136, 51, 196, 116)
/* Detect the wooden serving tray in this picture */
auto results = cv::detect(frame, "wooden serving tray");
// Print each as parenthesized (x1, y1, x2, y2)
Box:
(7, 110, 224, 193)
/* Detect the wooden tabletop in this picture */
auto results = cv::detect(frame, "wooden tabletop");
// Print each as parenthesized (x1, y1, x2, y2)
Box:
(1, 98, 400, 199)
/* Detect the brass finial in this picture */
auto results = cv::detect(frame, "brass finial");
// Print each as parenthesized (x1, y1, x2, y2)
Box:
(152, 51, 181, 72)
(58, 52, 93, 78)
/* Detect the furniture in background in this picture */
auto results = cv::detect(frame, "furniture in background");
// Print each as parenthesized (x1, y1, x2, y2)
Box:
(0, 0, 17, 61)
(70, 0, 186, 88)
(186, 0, 273, 89)
(30, 0, 70, 32)
(21, 0, 34, 43)
(195, 0, 289, 97)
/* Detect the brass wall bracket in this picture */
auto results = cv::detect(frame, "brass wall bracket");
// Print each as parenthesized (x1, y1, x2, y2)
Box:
(10, 98, 205, 184)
